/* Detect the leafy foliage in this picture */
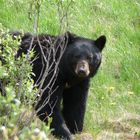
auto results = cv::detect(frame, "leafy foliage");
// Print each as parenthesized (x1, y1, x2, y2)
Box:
(0, 24, 51, 140)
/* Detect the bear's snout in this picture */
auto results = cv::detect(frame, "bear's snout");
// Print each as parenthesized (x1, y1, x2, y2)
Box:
(75, 60, 90, 78)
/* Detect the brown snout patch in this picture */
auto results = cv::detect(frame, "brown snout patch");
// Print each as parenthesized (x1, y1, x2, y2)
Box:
(75, 60, 90, 78)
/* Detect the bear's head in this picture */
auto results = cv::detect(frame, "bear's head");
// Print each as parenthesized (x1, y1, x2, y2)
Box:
(63, 32, 106, 78)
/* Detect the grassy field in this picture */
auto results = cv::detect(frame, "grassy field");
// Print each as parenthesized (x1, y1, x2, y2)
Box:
(0, 0, 140, 139)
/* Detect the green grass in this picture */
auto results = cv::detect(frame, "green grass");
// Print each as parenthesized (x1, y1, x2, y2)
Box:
(0, 0, 140, 139)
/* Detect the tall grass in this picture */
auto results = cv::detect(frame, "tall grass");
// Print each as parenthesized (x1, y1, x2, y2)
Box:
(0, 0, 140, 139)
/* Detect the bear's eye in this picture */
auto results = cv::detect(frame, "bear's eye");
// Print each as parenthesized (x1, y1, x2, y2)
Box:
(74, 54, 81, 59)
(93, 55, 97, 60)
(87, 54, 93, 60)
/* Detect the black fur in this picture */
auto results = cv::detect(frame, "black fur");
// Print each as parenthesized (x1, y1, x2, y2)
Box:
(1, 31, 106, 140)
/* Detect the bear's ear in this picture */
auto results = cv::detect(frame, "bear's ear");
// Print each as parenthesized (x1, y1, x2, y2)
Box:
(65, 31, 77, 42)
(95, 35, 106, 51)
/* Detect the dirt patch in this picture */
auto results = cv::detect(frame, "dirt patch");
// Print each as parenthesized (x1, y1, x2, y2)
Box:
(79, 133, 94, 140)
(96, 131, 139, 140)
(96, 113, 140, 140)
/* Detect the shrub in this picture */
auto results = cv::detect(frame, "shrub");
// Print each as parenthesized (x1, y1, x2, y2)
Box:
(0, 24, 50, 140)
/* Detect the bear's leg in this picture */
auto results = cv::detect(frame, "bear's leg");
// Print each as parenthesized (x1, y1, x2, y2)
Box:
(63, 79, 90, 134)
(35, 86, 72, 140)
(50, 105, 72, 140)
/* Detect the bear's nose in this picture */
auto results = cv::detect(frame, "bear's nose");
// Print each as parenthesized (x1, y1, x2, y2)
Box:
(78, 68, 87, 77)
(75, 60, 90, 78)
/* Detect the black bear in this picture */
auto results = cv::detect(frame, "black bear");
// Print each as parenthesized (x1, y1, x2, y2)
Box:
(10, 32, 106, 139)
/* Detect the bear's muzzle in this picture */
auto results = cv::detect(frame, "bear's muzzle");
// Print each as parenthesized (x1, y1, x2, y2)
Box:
(75, 60, 90, 78)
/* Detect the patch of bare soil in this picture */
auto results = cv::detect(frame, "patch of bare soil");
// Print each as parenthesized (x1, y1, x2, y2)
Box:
(75, 132, 94, 140)
(96, 113, 140, 140)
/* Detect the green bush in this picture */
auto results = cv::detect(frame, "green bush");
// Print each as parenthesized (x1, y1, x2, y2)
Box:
(0, 24, 50, 140)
